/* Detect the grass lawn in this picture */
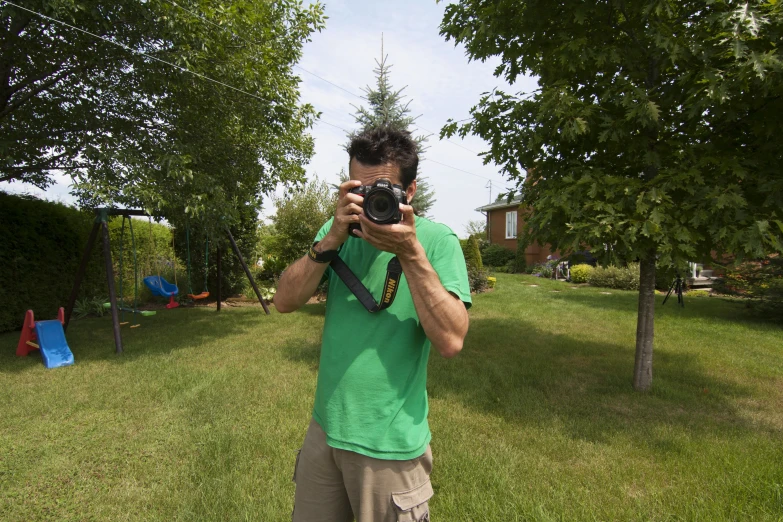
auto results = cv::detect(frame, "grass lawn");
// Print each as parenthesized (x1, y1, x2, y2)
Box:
(1, 273, 782, 521)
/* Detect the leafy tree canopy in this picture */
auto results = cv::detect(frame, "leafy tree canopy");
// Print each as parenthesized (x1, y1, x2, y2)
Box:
(258, 178, 336, 272)
(441, 0, 782, 265)
(1, 0, 325, 232)
(440, 0, 782, 390)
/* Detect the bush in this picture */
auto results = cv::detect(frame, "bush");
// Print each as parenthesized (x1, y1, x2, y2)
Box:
(510, 236, 527, 273)
(565, 250, 597, 266)
(714, 256, 783, 321)
(0, 193, 108, 333)
(461, 236, 483, 271)
(467, 265, 489, 293)
(462, 236, 488, 293)
(655, 263, 691, 291)
(570, 264, 594, 284)
(531, 258, 560, 279)
(532, 262, 554, 278)
(256, 179, 337, 278)
(587, 263, 640, 290)
(481, 244, 515, 267)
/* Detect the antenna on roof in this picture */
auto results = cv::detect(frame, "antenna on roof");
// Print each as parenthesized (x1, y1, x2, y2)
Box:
(486, 180, 493, 203)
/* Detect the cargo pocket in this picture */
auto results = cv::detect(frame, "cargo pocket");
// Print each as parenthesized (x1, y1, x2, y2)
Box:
(292, 449, 301, 483)
(392, 480, 433, 522)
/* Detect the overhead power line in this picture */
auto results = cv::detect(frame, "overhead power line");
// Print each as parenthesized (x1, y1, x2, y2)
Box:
(6, 0, 500, 184)
(425, 158, 495, 182)
(160, 0, 481, 157)
(158, 0, 367, 102)
(1, 0, 274, 105)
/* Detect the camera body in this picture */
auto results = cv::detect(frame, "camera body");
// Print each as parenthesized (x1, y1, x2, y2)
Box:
(348, 178, 408, 236)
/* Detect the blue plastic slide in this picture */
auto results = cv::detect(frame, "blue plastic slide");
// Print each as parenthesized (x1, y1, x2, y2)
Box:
(34, 320, 75, 369)
(143, 275, 179, 297)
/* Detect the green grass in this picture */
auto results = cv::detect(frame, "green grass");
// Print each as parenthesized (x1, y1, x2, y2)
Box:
(1, 274, 782, 521)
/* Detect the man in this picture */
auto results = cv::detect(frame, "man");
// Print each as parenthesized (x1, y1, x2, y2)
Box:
(275, 126, 471, 522)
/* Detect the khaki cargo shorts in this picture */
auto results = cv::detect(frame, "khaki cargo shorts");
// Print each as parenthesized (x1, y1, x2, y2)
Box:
(292, 418, 433, 522)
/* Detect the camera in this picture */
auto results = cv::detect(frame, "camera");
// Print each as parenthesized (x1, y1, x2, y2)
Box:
(348, 178, 408, 236)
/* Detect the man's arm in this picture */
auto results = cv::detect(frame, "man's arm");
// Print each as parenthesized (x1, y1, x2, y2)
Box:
(354, 206, 469, 358)
(274, 180, 363, 313)
(272, 253, 331, 313)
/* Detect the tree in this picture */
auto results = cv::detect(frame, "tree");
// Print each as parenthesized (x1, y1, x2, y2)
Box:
(441, 1, 783, 390)
(464, 219, 486, 239)
(2, 0, 325, 231)
(347, 39, 437, 218)
(258, 178, 337, 274)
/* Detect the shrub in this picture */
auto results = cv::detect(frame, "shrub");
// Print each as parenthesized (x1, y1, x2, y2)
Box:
(511, 236, 527, 273)
(566, 250, 596, 266)
(487, 276, 497, 289)
(655, 263, 691, 291)
(72, 296, 109, 319)
(461, 236, 483, 271)
(0, 193, 108, 333)
(570, 264, 594, 284)
(587, 263, 640, 290)
(687, 290, 710, 297)
(462, 236, 488, 292)
(532, 262, 554, 278)
(257, 179, 336, 277)
(482, 244, 515, 267)
(467, 265, 489, 293)
(714, 256, 783, 321)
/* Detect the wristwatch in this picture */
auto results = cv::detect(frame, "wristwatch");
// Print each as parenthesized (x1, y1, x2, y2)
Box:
(308, 242, 340, 263)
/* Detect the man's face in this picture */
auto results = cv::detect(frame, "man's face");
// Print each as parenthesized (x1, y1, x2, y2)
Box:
(349, 158, 417, 203)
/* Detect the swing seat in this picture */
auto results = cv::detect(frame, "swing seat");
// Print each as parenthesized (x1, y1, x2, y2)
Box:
(143, 276, 179, 297)
(188, 292, 210, 300)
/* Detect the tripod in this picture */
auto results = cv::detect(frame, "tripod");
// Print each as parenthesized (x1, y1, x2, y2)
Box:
(662, 274, 685, 307)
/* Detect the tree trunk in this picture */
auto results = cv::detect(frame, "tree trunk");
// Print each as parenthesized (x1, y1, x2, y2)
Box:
(633, 254, 656, 391)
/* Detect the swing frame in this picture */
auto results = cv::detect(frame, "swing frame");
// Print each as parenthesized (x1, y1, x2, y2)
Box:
(64, 208, 270, 355)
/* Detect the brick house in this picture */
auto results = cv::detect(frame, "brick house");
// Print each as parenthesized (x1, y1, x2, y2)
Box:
(475, 198, 559, 265)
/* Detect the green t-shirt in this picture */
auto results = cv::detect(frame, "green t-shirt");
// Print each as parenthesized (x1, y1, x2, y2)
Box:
(312, 216, 471, 460)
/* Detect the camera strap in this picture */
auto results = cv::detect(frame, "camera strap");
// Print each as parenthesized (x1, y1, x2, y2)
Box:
(330, 255, 402, 313)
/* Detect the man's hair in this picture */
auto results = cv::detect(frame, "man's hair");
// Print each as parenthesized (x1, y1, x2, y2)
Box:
(347, 126, 418, 188)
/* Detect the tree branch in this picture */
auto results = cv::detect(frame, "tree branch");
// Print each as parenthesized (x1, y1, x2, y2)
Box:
(0, 67, 75, 120)
(0, 152, 74, 182)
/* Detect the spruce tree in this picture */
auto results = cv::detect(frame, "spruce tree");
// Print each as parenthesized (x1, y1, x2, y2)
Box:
(346, 38, 437, 218)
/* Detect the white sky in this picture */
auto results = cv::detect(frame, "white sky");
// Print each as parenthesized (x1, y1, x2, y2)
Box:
(1, 0, 538, 237)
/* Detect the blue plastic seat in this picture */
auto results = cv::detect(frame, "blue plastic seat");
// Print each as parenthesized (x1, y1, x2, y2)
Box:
(143, 276, 179, 297)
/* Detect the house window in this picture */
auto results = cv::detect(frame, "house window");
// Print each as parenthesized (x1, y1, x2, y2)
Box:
(505, 211, 517, 239)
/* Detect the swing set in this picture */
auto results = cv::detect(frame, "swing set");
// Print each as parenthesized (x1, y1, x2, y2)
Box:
(108, 215, 157, 328)
(64, 208, 270, 355)
(141, 221, 213, 305)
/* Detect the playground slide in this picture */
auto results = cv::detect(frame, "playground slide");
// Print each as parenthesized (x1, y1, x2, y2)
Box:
(34, 320, 75, 369)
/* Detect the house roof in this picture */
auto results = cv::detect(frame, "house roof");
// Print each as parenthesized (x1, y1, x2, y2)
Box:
(475, 197, 522, 212)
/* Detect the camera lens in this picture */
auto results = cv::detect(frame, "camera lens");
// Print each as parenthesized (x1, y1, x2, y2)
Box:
(365, 191, 397, 223)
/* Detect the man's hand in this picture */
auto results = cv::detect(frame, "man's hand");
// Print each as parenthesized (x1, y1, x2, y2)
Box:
(320, 180, 363, 251)
(353, 203, 421, 262)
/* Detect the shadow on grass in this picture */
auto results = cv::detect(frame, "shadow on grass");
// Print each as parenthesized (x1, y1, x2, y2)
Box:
(295, 303, 327, 317)
(280, 337, 321, 372)
(429, 316, 774, 447)
(0, 306, 282, 374)
(511, 276, 779, 329)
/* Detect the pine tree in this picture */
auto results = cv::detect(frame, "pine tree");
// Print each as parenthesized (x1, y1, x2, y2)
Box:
(346, 37, 437, 218)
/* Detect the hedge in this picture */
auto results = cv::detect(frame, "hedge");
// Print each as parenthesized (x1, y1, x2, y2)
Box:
(587, 263, 641, 291)
(0, 193, 183, 333)
(481, 244, 515, 267)
(0, 193, 104, 332)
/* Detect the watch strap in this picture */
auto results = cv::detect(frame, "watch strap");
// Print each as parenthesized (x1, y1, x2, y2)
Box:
(308, 242, 340, 263)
